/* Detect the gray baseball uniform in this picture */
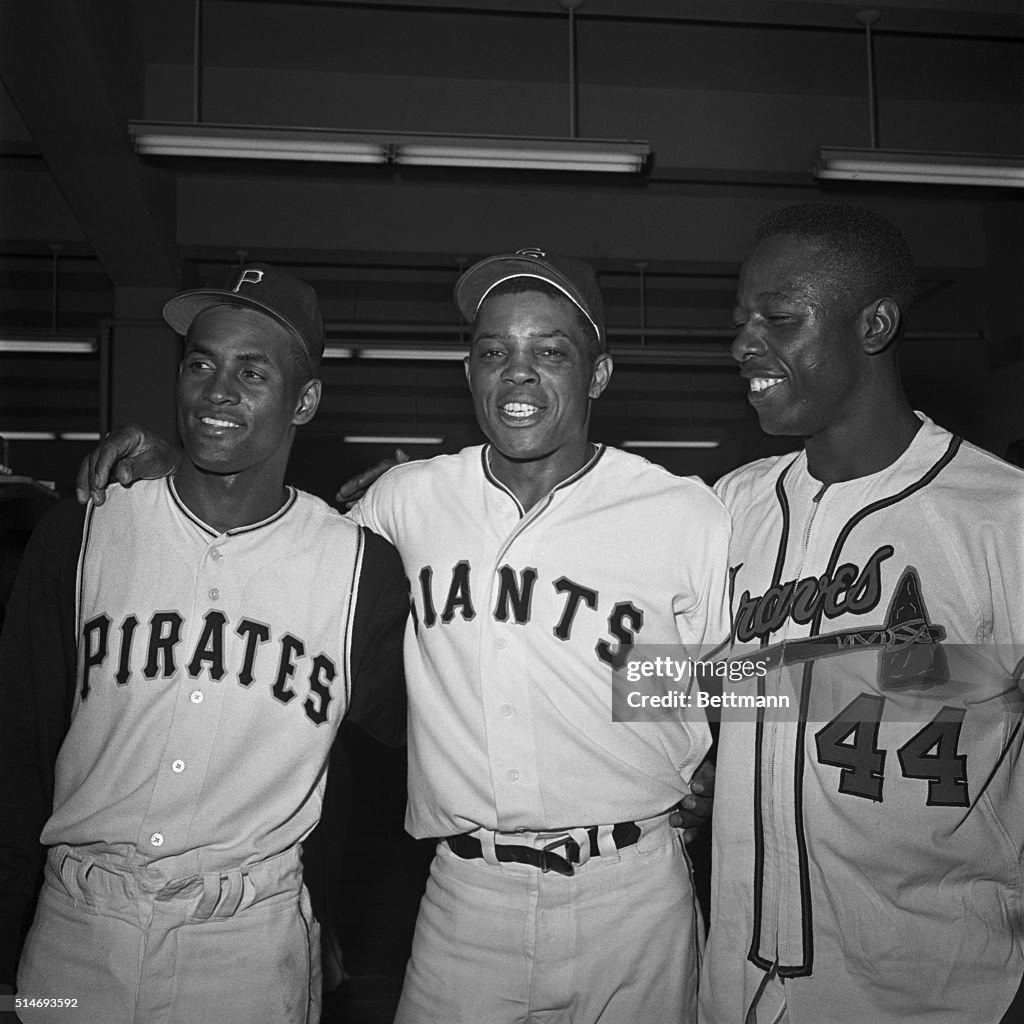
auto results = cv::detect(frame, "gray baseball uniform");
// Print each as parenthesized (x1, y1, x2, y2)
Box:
(350, 441, 731, 1022)
(701, 415, 1024, 1024)
(0, 477, 407, 1023)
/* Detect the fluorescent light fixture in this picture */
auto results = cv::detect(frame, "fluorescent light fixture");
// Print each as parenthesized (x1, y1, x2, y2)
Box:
(0, 338, 97, 354)
(323, 342, 732, 366)
(622, 440, 721, 449)
(397, 138, 649, 173)
(357, 347, 466, 362)
(128, 122, 650, 174)
(0, 431, 101, 441)
(610, 345, 735, 367)
(323, 345, 466, 361)
(814, 148, 1024, 188)
(343, 435, 445, 445)
(130, 123, 385, 163)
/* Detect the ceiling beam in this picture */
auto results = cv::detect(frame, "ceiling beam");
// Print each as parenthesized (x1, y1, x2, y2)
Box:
(269, 0, 1024, 40)
(0, 0, 177, 287)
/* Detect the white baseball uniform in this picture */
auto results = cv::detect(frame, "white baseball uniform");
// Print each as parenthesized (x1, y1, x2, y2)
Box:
(702, 414, 1024, 1024)
(0, 477, 407, 1023)
(349, 442, 731, 1023)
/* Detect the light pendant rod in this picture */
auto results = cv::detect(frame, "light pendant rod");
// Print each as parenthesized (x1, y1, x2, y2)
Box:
(49, 243, 62, 333)
(636, 262, 648, 347)
(193, 0, 203, 123)
(560, 0, 585, 138)
(455, 257, 467, 344)
(855, 10, 882, 149)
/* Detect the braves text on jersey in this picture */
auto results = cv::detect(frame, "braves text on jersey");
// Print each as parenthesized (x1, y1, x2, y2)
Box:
(701, 414, 1024, 1024)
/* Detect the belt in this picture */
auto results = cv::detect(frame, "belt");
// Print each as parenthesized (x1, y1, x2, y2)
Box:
(446, 820, 642, 877)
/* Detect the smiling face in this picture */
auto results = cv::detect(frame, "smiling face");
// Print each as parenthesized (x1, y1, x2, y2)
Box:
(731, 234, 872, 439)
(177, 304, 320, 480)
(464, 289, 611, 476)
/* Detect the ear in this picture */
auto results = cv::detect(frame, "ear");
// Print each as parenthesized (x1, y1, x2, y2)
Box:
(463, 354, 471, 390)
(293, 378, 322, 426)
(588, 354, 613, 399)
(861, 297, 901, 355)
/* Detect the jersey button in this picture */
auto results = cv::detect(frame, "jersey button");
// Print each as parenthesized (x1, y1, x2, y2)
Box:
(208, 588, 220, 601)
(150, 832, 164, 847)
(171, 759, 185, 773)
(190, 690, 203, 704)
(501, 703, 513, 717)
(210, 549, 223, 561)
(507, 769, 519, 782)
(495, 638, 508, 650)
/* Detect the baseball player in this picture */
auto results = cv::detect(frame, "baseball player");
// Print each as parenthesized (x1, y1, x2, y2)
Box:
(702, 204, 1024, 1024)
(67, 249, 732, 1023)
(0, 264, 408, 1023)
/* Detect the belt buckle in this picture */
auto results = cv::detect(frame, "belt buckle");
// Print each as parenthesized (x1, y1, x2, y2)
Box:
(540, 834, 579, 876)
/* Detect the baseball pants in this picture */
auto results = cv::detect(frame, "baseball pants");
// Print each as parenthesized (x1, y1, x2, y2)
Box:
(16, 843, 321, 1024)
(395, 814, 702, 1024)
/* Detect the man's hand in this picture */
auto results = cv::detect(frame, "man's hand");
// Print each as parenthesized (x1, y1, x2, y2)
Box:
(335, 448, 410, 510)
(671, 757, 716, 844)
(74, 424, 181, 506)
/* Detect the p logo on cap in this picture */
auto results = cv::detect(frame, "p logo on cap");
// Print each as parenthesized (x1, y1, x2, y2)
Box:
(232, 268, 265, 292)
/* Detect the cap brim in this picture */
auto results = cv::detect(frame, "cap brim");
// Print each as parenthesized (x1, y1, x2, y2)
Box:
(163, 289, 307, 351)
(455, 257, 602, 343)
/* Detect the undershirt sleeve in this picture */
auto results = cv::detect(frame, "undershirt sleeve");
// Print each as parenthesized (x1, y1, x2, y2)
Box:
(344, 526, 409, 748)
(0, 498, 85, 983)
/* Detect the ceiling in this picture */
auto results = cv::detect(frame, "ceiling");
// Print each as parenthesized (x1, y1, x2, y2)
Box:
(1, 0, 1022, 493)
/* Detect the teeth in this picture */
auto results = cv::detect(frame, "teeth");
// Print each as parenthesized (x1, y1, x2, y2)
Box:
(201, 417, 241, 428)
(502, 402, 538, 418)
(750, 377, 784, 393)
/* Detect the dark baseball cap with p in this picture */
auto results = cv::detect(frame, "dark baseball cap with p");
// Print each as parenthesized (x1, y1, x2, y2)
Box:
(455, 248, 606, 351)
(163, 263, 325, 370)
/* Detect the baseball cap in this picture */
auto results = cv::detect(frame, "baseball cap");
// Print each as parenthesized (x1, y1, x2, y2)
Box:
(163, 263, 325, 368)
(455, 248, 605, 348)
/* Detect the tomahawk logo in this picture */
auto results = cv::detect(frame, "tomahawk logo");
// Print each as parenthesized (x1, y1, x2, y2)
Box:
(745, 567, 949, 690)
(232, 268, 264, 292)
(516, 247, 547, 259)
(874, 568, 948, 689)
